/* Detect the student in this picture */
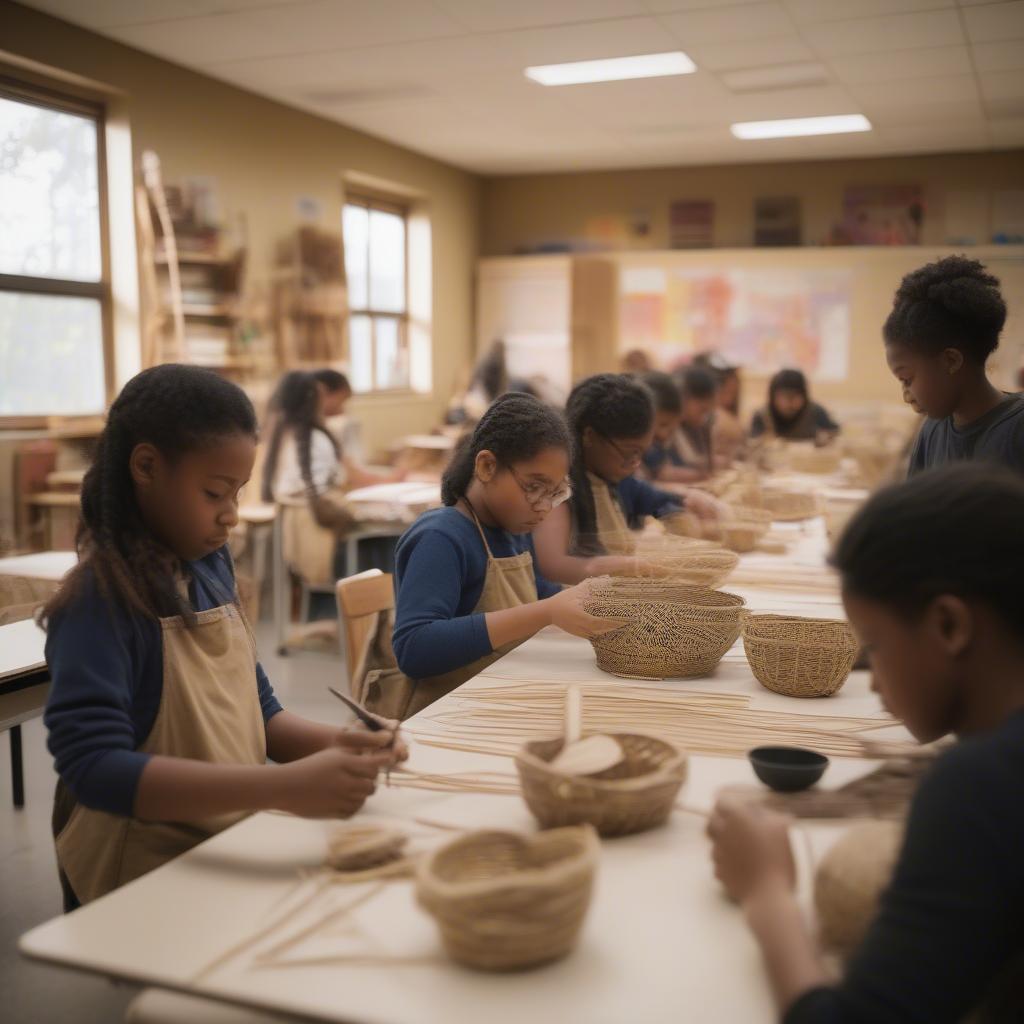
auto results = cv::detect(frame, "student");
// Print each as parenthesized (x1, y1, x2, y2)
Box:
(42, 365, 406, 910)
(533, 373, 721, 586)
(640, 368, 715, 483)
(694, 351, 745, 464)
(385, 392, 624, 719)
(750, 369, 839, 444)
(312, 367, 352, 418)
(263, 370, 400, 506)
(883, 255, 1023, 475)
(706, 463, 1024, 1023)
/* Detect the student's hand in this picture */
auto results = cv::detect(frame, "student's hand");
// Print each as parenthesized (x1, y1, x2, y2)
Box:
(276, 731, 395, 818)
(545, 580, 629, 639)
(707, 794, 796, 906)
(682, 490, 728, 521)
(585, 555, 670, 579)
(346, 714, 410, 766)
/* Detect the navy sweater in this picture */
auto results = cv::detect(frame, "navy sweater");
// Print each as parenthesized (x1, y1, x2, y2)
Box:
(392, 506, 560, 680)
(44, 548, 282, 817)
(785, 709, 1024, 1023)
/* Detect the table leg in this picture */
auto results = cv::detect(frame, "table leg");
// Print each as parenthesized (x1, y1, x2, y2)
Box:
(10, 724, 24, 809)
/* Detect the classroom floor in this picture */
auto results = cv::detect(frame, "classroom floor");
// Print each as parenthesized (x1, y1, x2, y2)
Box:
(1, 624, 349, 1024)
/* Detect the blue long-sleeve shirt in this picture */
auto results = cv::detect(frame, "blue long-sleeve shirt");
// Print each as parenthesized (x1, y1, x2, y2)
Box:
(392, 506, 560, 680)
(44, 547, 282, 817)
(614, 474, 683, 528)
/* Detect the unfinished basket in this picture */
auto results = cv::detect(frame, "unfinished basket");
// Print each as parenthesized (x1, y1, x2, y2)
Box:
(727, 504, 773, 528)
(415, 826, 599, 971)
(584, 578, 746, 680)
(761, 489, 820, 522)
(743, 614, 858, 698)
(516, 732, 687, 836)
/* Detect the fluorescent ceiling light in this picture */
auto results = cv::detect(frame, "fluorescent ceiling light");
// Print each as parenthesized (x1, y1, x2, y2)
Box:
(525, 51, 696, 87)
(731, 114, 871, 139)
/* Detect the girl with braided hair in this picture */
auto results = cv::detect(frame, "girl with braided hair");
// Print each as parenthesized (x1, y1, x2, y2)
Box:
(883, 255, 1023, 475)
(42, 364, 406, 911)
(532, 373, 723, 585)
(369, 392, 623, 719)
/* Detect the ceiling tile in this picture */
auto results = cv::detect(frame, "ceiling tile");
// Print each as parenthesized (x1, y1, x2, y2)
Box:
(108, 0, 461, 65)
(433, 0, 649, 33)
(848, 72, 979, 107)
(783, 0, 953, 22)
(989, 117, 1024, 146)
(681, 34, 814, 70)
(980, 69, 1024, 102)
(490, 16, 679, 66)
(801, 9, 963, 56)
(720, 61, 829, 91)
(972, 40, 1024, 72)
(660, 2, 796, 45)
(829, 45, 972, 83)
(15, 0, 315, 29)
(962, 2, 1024, 43)
(859, 96, 986, 125)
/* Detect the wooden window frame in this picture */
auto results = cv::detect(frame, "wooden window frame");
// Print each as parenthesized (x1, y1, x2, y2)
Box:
(0, 76, 112, 428)
(344, 192, 409, 394)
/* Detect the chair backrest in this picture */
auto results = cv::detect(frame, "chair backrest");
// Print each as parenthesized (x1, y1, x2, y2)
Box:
(335, 569, 394, 686)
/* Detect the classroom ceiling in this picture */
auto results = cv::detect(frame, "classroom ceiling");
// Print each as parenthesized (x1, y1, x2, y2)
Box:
(20, 0, 1024, 174)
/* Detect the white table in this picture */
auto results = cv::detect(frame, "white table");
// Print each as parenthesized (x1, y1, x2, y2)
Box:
(0, 550, 77, 583)
(20, 518, 899, 1023)
(1, 618, 49, 809)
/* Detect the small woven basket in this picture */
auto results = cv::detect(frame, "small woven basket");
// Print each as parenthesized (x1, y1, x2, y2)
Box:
(760, 489, 820, 522)
(605, 533, 737, 587)
(721, 523, 761, 553)
(516, 732, 687, 837)
(415, 826, 599, 971)
(743, 614, 858, 698)
(584, 578, 746, 680)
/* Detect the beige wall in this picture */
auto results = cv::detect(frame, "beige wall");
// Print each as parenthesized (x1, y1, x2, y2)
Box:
(481, 150, 1024, 256)
(1, 0, 480, 460)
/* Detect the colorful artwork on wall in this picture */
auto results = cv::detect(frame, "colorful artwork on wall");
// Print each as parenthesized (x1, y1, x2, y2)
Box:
(620, 265, 852, 380)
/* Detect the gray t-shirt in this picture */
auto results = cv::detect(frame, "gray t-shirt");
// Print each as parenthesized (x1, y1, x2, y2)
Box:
(908, 393, 1024, 477)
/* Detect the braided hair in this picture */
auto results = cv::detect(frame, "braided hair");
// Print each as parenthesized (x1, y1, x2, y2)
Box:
(565, 373, 654, 554)
(261, 370, 340, 502)
(883, 255, 1007, 364)
(441, 392, 572, 506)
(41, 364, 258, 626)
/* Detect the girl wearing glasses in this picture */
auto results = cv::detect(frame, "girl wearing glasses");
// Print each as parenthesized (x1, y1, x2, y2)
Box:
(533, 374, 722, 585)
(376, 393, 624, 719)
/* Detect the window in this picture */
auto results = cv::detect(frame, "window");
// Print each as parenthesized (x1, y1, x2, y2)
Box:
(343, 196, 408, 393)
(0, 82, 109, 420)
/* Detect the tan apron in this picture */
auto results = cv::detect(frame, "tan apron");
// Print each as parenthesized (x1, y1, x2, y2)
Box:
(53, 582, 266, 906)
(359, 504, 538, 721)
(587, 471, 634, 555)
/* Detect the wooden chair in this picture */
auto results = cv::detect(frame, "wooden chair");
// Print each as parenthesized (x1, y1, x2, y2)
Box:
(335, 569, 394, 692)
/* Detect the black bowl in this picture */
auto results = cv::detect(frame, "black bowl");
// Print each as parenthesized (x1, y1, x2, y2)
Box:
(748, 746, 829, 793)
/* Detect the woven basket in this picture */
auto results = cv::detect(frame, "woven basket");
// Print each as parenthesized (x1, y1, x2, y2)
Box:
(516, 732, 687, 837)
(606, 533, 737, 587)
(743, 614, 858, 698)
(721, 523, 761, 553)
(783, 444, 842, 474)
(584, 578, 746, 680)
(760, 489, 820, 522)
(415, 826, 599, 971)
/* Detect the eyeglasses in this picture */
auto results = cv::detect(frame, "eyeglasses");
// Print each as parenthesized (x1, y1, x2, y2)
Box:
(509, 467, 573, 509)
(602, 435, 645, 468)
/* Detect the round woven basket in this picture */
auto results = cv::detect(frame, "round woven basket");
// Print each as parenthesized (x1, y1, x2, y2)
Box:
(516, 732, 687, 836)
(721, 523, 761, 552)
(605, 534, 738, 587)
(743, 614, 858, 698)
(415, 826, 599, 971)
(760, 489, 820, 522)
(584, 578, 746, 680)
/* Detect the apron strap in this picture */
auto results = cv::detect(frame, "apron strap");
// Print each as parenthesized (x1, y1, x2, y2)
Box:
(460, 498, 500, 563)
